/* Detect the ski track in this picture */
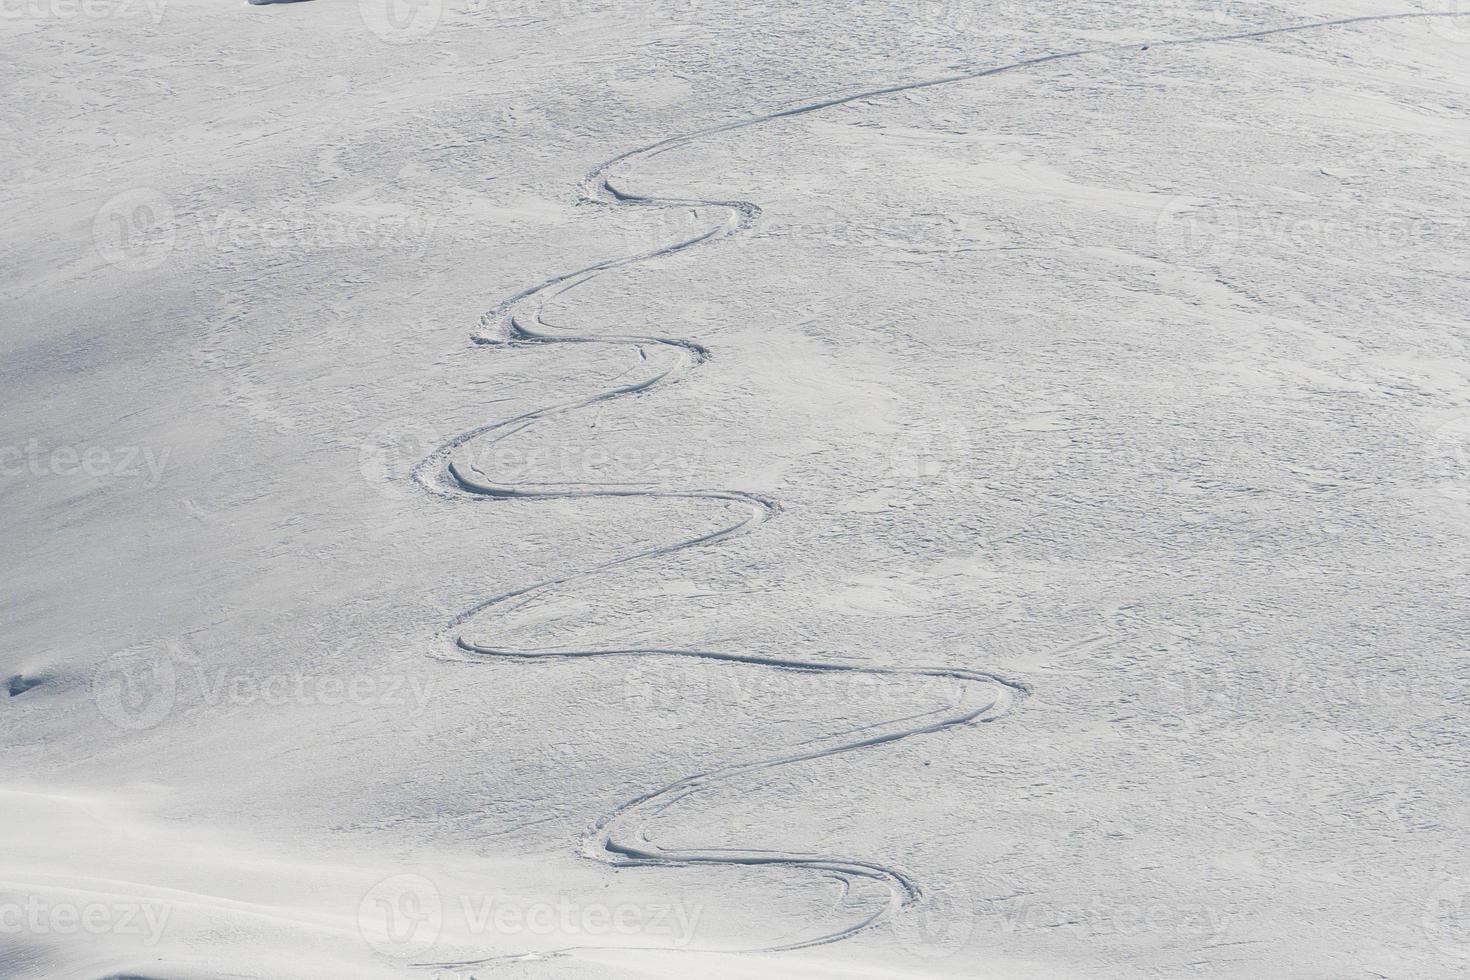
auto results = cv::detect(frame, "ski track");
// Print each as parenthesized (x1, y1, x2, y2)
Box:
(408, 12, 1454, 969)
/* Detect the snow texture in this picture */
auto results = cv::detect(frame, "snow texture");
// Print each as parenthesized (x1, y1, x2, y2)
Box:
(3, 1, 1469, 978)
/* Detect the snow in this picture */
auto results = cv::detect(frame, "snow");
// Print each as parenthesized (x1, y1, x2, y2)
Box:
(3, 1, 1469, 978)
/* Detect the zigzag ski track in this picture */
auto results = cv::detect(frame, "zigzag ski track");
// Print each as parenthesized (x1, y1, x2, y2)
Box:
(411, 11, 1455, 969)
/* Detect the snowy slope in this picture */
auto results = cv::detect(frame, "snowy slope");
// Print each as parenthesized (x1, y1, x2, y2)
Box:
(3, 1, 1469, 978)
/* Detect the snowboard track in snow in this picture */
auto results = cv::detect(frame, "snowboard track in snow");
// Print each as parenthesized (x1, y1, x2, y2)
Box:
(411, 12, 1454, 968)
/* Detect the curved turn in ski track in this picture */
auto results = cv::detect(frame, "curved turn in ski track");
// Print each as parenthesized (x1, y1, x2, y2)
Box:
(411, 12, 1454, 968)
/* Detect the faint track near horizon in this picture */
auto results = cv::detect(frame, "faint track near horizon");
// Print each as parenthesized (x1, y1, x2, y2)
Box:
(409, 11, 1458, 968)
